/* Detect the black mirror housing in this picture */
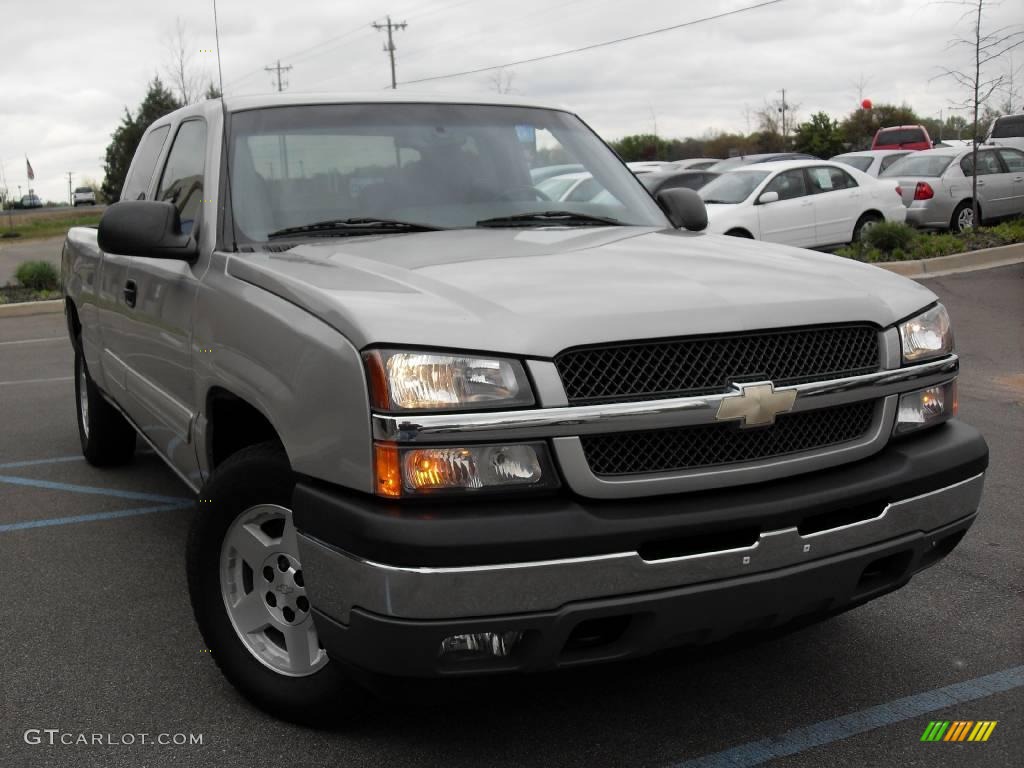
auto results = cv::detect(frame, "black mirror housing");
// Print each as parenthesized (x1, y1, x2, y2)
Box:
(98, 201, 198, 260)
(655, 188, 708, 232)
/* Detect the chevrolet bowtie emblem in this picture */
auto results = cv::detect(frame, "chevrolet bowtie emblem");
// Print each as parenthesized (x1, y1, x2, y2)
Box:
(715, 381, 797, 428)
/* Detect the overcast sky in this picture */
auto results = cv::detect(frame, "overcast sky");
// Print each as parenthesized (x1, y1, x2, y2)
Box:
(2, 0, 1021, 203)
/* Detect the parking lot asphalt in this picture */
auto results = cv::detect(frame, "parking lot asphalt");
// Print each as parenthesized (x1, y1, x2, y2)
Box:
(1, 265, 1021, 768)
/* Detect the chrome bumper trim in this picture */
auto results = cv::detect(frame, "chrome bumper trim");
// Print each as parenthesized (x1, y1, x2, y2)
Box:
(371, 355, 958, 443)
(298, 472, 984, 622)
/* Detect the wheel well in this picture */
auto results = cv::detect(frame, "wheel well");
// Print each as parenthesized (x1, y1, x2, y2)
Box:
(860, 210, 884, 222)
(205, 388, 284, 470)
(65, 299, 82, 347)
(725, 228, 754, 238)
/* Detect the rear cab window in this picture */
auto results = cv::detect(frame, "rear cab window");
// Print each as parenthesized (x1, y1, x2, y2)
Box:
(876, 128, 926, 146)
(121, 125, 171, 201)
(990, 115, 1024, 139)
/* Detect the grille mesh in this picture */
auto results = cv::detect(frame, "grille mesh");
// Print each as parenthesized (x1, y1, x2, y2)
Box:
(555, 325, 880, 405)
(581, 401, 878, 476)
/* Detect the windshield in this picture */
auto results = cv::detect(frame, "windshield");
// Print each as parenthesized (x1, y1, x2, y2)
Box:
(832, 155, 873, 172)
(228, 103, 665, 243)
(698, 170, 770, 204)
(880, 154, 955, 177)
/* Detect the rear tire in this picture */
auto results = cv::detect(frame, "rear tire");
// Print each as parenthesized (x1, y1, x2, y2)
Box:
(951, 201, 977, 233)
(74, 345, 136, 466)
(186, 442, 361, 726)
(853, 212, 883, 242)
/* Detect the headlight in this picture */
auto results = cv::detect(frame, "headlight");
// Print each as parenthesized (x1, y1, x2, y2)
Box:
(374, 442, 558, 497)
(364, 349, 535, 412)
(894, 380, 958, 435)
(899, 304, 953, 364)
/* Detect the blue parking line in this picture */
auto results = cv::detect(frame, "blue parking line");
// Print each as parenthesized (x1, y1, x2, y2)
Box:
(0, 502, 192, 532)
(669, 665, 1024, 767)
(0, 456, 83, 469)
(0, 474, 190, 504)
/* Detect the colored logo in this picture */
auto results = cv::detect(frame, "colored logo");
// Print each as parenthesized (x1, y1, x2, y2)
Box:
(920, 721, 997, 742)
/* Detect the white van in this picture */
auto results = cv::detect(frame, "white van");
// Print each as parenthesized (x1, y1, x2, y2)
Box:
(986, 113, 1024, 152)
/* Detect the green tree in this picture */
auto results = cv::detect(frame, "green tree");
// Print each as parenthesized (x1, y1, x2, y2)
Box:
(839, 103, 919, 151)
(793, 112, 845, 157)
(101, 77, 181, 202)
(609, 134, 673, 161)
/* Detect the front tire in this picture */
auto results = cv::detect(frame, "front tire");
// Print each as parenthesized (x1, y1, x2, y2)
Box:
(186, 442, 359, 726)
(74, 346, 136, 466)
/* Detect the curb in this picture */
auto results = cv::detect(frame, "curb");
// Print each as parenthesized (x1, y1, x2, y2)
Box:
(875, 242, 1024, 279)
(0, 299, 63, 318)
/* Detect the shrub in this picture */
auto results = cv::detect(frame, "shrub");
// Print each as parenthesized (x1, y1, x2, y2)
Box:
(14, 261, 59, 291)
(862, 221, 916, 254)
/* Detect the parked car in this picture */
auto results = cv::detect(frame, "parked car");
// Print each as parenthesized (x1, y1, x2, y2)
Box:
(63, 93, 985, 725)
(529, 163, 584, 184)
(699, 160, 905, 247)
(706, 153, 817, 173)
(872, 125, 933, 151)
(639, 169, 718, 195)
(985, 112, 1024, 152)
(73, 187, 97, 206)
(880, 146, 1024, 231)
(20, 194, 43, 208)
(535, 171, 607, 202)
(831, 150, 912, 177)
(626, 161, 675, 174)
(670, 158, 720, 170)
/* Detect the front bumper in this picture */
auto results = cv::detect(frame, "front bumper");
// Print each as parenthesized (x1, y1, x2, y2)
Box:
(294, 421, 987, 676)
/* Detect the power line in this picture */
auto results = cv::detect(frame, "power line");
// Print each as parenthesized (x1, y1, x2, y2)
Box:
(397, 0, 788, 86)
(372, 15, 408, 90)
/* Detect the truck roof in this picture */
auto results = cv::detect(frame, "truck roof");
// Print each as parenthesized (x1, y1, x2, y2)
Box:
(221, 91, 568, 114)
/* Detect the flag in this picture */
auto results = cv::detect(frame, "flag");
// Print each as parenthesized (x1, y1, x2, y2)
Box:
(26, 157, 35, 181)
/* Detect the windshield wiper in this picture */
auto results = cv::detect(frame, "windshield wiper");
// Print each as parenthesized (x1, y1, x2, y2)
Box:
(267, 217, 444, 240)
(475, 211, 624, 228)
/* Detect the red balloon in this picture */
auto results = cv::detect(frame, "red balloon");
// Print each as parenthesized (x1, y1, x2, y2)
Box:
(861, 98, 873, 110)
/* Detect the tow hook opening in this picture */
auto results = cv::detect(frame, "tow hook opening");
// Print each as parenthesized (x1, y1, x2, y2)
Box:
(855, 550, 913, 595)
(562, 615, 632, 655)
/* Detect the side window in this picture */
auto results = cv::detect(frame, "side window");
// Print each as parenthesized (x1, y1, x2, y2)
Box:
(960, 151, 1001, 176)
(763, 169, 808, 200)
(121, 125, 171, 201)
(997, 148, 1024, 172)
(879, 153, 907, 172)
(156, 120, 208, 235)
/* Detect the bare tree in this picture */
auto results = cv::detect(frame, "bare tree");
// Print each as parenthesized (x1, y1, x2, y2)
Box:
(936, 0, 1024, 228)
(164, 17, 206, 105)
(488, 69, 517, 95)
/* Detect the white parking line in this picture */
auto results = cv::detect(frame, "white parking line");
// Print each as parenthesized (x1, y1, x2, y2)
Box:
(0, 337, 66, 347)
(0, 376, 73, 387)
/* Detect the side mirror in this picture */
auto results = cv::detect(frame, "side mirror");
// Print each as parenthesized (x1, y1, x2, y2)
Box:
(655, 188, 707, 231)
(757, 191, 780, 205)
(97, 200, 198, 260)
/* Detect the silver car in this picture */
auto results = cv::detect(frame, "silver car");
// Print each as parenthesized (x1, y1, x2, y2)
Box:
(881, 146, 1024, 231)
(831, 149, 912, 177)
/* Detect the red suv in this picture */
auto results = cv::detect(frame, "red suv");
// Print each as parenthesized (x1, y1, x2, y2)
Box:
(872, 125, 933, 151)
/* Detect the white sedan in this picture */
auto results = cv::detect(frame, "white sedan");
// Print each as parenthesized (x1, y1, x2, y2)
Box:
(698, 160, 906, 248)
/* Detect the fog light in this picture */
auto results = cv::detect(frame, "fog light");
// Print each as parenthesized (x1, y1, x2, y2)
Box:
(895, 380, 957, 434)
(439, 631, 523, 660)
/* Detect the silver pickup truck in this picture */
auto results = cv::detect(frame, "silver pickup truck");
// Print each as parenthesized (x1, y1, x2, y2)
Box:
(62, 93, 988, 724)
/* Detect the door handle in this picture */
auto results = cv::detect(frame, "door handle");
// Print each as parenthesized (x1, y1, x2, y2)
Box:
(976, 180, 985, 186)
(123, 280, 137, 308)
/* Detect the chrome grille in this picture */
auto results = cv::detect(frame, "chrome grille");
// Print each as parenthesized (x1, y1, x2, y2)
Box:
(555, 325, 880, 405)
(581, 400, 878, 476)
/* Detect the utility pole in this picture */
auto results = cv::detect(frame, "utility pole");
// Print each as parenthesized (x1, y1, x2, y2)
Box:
(66, 172, 73, 206)
(778, 88, 789, 145)
(265, 59, 292, 92)
(373, 15, 407, 89)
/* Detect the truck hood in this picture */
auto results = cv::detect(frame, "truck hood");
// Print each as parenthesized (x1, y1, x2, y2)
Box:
(224, 227, 935, 357)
